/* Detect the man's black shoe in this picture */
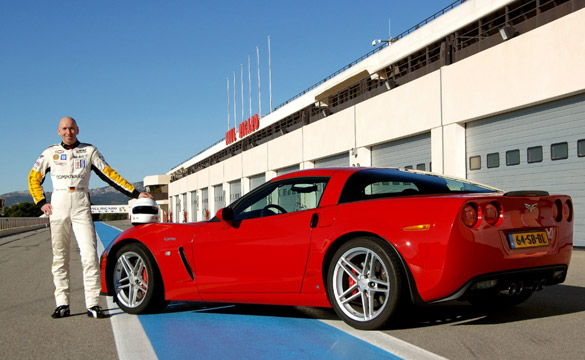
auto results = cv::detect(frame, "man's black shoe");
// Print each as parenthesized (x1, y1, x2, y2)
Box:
(87, 305, 107, 319)
(51, 305, 70, 319)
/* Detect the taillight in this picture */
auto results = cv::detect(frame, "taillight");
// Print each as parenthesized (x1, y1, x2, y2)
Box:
(461, 203, 479, 228)
(484, 202, 502, 226)
(553, 200, 563, 222)
(563, 200, 573, 222)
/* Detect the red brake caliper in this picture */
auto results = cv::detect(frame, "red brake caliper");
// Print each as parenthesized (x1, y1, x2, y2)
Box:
(348, 270, 357, 296)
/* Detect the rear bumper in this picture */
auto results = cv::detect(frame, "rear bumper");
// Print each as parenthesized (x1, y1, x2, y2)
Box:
(430, 264, 568, 303)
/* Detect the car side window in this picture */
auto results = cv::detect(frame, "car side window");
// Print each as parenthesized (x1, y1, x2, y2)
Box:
(339, 169, 498, 203)
(364, 181, 419, 196)
(234, 179, 328, 220)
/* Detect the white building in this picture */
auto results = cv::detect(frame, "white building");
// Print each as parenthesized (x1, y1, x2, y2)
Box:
(161, 0, 585, 246)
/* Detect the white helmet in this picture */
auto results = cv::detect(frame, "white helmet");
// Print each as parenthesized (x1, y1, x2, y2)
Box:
(131, 198, 160, 225)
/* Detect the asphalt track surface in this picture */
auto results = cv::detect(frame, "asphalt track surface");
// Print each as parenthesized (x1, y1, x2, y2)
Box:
(1, 220, 584, 359)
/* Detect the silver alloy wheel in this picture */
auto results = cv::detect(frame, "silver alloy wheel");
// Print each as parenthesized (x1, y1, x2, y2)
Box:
(114, 250, 149, 309)
(332, 246, 390, 322)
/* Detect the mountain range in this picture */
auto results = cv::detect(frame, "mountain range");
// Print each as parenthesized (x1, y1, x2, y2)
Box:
(1, 182, 144, 208)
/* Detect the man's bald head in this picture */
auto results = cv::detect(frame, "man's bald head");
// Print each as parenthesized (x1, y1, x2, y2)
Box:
(58, 116, 79, 145)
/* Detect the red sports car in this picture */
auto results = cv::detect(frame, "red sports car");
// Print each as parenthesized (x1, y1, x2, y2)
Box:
(100, 168, 573, 330)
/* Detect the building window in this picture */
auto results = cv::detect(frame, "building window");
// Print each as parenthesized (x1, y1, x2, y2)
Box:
(578, 139, 585, 157)
(487, 153, 499, 168)
(527, 146, 543, 163)
(404, 165, 413, 170)
(416, 163, 426, 171)
(469, 156, 481, 170)
(506, 150, 520, 166)
(551, 142, 568, 160)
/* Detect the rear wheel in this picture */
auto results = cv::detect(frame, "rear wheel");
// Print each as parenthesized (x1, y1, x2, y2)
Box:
(327, 237, 403, 330)
(113, 243, 167, 314)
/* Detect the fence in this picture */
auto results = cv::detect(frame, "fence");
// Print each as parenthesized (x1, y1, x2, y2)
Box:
(0, 217, 49, 230)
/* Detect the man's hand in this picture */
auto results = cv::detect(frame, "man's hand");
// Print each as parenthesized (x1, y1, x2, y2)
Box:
(138, 192, 154, 199)
(41, 203, 53, 216)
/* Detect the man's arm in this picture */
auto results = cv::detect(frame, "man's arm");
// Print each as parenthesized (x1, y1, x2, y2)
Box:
(28, 151, 50, 209)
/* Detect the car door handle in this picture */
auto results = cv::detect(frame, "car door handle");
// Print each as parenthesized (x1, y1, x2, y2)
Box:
(310, 213, 319, 228)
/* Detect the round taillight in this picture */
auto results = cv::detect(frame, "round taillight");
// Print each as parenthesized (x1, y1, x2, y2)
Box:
(563, 200, 573, 222)
(484, 202, 501, 226)
(461, 203, 479, 228)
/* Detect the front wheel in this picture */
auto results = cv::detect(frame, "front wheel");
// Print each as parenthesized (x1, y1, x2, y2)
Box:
(327, 237, 403, 330)
(113, 243, 167, 314)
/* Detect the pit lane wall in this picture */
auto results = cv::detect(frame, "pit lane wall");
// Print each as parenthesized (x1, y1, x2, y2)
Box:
(167, 3, 585, 244)
(0, 217, 49, 238)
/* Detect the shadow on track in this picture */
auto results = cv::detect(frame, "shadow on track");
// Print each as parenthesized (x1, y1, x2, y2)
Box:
(393, 284, 585, 329)
(155, 301, 339, 321)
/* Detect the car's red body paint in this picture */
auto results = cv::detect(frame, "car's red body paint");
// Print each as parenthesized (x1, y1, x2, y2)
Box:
(100, 168, 573, 307)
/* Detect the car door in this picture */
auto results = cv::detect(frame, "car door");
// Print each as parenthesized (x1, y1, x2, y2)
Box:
(192, 178, 328, 293)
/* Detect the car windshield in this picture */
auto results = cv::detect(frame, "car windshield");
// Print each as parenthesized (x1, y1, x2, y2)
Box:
(339, 168, 500, 203)
(231, 177, 329, 221)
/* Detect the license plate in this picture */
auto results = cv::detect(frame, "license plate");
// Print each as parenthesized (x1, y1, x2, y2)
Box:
(508, 231, 549, 249)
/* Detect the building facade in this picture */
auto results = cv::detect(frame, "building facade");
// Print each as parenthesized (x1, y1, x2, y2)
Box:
(162, 0, 585, 246)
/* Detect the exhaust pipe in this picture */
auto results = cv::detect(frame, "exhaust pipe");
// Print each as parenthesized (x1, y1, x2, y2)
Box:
(500, 283, 517, 296)
(537, 279, 546, 292)
(517, 282, 524, 294)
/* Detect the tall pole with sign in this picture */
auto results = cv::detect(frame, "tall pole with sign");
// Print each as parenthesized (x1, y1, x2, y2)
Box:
(226, 77, 230, 130)
(233, 71, 237, 127)
(240, 64, 244, 125)
(268, 35, 272, 114)
(257, 46, 261, 118)
(248, 56, 252, 119)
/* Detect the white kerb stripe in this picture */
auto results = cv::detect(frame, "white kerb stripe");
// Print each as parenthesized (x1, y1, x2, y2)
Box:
(318, 319, 447, 360)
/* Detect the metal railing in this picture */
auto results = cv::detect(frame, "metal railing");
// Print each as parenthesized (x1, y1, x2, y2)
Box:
(0, 217, 49, 230)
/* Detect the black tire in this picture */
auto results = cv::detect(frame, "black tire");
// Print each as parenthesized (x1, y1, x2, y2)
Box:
(326, 237, 403, 330)
(113, 243, 167, 314)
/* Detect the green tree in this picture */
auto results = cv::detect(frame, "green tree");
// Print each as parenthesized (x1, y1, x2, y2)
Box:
(4, 202, 43, 217)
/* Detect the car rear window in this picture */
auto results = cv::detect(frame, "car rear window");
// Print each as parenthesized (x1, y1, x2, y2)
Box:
(339, 168, 498, 203)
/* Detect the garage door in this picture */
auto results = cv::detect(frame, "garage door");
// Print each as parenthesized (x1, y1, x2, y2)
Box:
(276, 165, 300, 176)
(466, 93, 585, 247)
(249, 173, 265, 191)
(213, 184, 224, 213)
(371, 132, 432, 171)
(314, 152, 349, 168)
(229, 179, 241, 202)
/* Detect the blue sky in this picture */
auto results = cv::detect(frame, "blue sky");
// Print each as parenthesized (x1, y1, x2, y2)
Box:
(0, 0, 457, 195)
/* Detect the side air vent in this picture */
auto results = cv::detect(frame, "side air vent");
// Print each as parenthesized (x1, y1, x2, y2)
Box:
(178, 247, 194, 280)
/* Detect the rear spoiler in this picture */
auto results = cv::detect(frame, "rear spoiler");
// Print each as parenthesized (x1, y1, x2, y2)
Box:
(503, 190, 549, 197)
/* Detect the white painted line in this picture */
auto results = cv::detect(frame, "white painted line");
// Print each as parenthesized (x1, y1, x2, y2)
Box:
(97, 226, 158, 360)
(318, 319, 447, 360)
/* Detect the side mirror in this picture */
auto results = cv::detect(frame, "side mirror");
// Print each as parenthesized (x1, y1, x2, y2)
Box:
(216, 207, 234, 222)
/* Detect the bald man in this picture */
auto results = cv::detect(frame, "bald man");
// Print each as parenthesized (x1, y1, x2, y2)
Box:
(28, 116, 153, 319)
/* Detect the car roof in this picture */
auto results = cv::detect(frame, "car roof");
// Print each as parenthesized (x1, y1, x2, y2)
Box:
(271, 167, 362, 181)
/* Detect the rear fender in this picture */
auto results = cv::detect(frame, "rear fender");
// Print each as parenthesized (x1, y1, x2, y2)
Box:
(321, 232, 424, 304)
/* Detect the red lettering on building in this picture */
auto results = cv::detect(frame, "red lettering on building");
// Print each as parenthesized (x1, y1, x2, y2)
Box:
(226, 114, 259, 145)
(225, 128, 237, 145)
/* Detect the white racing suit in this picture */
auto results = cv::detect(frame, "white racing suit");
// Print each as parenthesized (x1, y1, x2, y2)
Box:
(28, 141, 139, 308)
